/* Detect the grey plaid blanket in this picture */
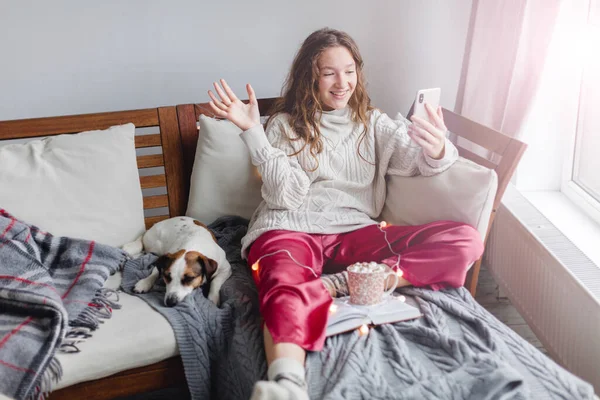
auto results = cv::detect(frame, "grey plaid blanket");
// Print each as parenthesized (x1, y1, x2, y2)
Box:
(0, 209, 127, 400)
(122, 216, 594, 400)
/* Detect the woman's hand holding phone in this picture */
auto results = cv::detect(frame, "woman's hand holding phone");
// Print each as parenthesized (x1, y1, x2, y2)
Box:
(408, 103, 447, 160)
(208, 79, 260, 132)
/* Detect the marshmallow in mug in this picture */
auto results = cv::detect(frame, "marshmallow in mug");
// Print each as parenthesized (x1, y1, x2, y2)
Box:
(347, 262, 386, 274)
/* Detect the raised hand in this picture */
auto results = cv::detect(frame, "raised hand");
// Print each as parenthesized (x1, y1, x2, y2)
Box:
(208, 79, 260, 132)
(408, 103, 448, 160)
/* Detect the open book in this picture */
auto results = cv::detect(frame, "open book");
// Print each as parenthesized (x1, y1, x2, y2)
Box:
(326, 294, 423, 337)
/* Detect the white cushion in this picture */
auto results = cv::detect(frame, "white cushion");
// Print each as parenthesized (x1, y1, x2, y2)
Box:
(0, 124, 145, 247)
(380, 157, 498, 239)
(186, 115, 263, 224)
(53, 291, 178, 390)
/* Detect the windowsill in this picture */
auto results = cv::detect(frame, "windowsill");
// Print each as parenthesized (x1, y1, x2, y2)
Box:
(521, 190, 600, 268)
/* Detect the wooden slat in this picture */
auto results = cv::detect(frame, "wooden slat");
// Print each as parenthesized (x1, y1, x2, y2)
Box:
(176, 104, 200, 195)
(140, 174, 166, 189)
(256, 97, 278, 115)
(143, 194, 169, 209)
(456, 145, 498, 170)
(468, 207, 499, 295)
(48, 357, 186, 400)
(492, 139, 528, 211)
(443, 108, 512, 155)
(194, 102, 217, 119)
(159, 107, 186, 217)
(137, 154, 164, 168)
(193, 97, 278, 120)
(0, 108, 159, 140)
(467, 258, 484, 296)
(134, 133, 162, 148)
(145, 215, 170, 229)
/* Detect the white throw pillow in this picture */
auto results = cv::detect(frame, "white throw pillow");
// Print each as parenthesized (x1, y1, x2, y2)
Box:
(186, 115, 263, 224)
(380, 157, 498, 240)
(0, 123, 145, 247)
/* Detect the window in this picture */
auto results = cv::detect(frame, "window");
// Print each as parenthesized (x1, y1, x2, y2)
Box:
(562, 0, 600, 223)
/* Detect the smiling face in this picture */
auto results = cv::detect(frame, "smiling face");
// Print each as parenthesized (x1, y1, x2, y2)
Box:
(159, 250, 218, 307)
(317, 46, 357, 111)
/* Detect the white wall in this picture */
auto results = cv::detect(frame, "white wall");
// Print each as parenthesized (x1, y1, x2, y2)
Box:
(0, 0, 472, 121)
(364, 1, 472, 115)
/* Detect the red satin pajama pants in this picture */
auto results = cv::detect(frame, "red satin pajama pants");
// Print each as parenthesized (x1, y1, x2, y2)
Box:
(247, 221, 484, 351)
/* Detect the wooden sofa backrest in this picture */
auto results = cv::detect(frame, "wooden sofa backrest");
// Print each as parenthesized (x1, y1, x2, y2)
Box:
(0, 107, 186, 230)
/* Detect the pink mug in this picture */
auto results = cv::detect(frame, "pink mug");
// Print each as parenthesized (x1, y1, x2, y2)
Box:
(347, 262, 399, 305)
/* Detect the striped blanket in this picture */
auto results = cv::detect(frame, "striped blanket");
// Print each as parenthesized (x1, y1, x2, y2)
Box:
(0, 209, 127, 400)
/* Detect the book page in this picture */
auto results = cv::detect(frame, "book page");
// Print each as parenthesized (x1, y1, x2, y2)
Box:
(326, 295, 422, 337)
(368, 295, 422, 325)
(326, 297, 370, 337)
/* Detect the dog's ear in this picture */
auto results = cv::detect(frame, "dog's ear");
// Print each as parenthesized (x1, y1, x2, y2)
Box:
(202, 257, 218, 281)
(153, 255, 171, 273)
(185, 251, 218, 281)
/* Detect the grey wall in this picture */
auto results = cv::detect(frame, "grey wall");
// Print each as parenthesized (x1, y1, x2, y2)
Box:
(0, 0, 472, 120)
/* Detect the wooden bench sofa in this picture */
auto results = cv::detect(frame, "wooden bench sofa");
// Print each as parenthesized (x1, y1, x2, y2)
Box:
(0, 99, 526, 399)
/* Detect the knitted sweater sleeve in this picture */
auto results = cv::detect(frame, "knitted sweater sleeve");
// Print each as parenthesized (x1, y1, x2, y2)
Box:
(374, 111, 458, 177)
(239, 117, 310, 210)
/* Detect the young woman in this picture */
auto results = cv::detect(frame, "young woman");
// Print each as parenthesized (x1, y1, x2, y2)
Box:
(208, 28, 484, 400)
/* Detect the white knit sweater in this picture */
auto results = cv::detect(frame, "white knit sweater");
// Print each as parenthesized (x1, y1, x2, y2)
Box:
(238, 107, 458, 258)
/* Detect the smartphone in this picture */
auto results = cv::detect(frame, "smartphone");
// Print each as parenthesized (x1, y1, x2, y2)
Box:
(407, 88, 441, 124)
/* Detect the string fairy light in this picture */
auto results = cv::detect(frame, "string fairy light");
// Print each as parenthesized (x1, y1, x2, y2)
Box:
(359, 324, 369, 336)
(246, 222, 408, 340)
(249, 221, 403, 291)
(248, 222, 406, 338)
(250, 249, 319, 278)
(377, 221, 402, 272)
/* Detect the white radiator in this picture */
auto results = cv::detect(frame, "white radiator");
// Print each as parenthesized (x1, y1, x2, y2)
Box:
(484, 185, 600, 393)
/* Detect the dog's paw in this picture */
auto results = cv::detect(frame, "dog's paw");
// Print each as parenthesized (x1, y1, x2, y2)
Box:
(133, 277, 154, 294)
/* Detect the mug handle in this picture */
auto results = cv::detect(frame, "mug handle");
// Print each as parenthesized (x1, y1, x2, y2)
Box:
(382, 266, 399, 298)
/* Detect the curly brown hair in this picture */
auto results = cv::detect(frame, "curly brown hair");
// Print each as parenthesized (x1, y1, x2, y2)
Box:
(267, 28, 374, 169)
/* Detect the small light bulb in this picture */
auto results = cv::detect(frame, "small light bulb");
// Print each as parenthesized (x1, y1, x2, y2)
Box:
(329, 304, 338, 313)
(398, 295, 406, 302)
(396, 269, 404, 277)
(359, 324, 369, 335)
(251, 262, 259, 271)
(379, 221, 387, 228)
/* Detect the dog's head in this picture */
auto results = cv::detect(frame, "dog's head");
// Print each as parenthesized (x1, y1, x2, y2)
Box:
(154, 249, 218, 307)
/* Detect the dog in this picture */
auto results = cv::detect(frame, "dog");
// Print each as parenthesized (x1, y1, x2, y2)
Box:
(122, 216, 231, 307)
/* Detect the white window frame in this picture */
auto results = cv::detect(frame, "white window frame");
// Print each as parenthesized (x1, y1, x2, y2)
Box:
(561, 0, 600, 225)
(562, 134, 600, 225)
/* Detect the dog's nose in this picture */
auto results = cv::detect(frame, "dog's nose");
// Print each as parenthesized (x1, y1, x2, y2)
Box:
(165, 295, 178, 307)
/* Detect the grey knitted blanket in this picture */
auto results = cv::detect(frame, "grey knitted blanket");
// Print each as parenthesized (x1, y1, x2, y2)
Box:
(122, 216, 594, 400)
(0, 209, 127, 400)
